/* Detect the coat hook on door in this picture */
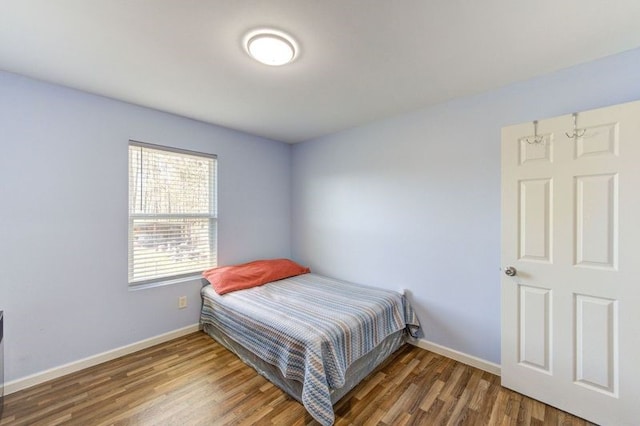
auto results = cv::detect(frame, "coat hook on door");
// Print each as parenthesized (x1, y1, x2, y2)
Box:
(524, 120, 545, 144)
(565, 113, 587, 139)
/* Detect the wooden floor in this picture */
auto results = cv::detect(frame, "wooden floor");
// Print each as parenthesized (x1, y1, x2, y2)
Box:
(0, 331, 594, 426)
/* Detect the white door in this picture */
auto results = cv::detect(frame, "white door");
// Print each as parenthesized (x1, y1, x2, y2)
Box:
(501, 100, 640, 425)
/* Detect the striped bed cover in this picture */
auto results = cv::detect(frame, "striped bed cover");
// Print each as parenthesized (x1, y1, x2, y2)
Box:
(200, 273, 420, 425)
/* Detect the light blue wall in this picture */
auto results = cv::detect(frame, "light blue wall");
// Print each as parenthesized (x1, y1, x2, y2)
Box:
(291, 48, 640, 364)
(3, 46, 640, 383)
(0, 71, 292, 382)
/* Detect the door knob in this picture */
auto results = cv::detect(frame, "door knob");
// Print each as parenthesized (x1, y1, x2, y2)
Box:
(504, 266, 517, 277)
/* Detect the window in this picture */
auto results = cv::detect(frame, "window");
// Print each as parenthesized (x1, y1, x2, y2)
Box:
(128, 141, 217, 286)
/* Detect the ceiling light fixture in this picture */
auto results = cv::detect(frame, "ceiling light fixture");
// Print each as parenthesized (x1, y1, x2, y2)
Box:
(244, 29, 298, 66)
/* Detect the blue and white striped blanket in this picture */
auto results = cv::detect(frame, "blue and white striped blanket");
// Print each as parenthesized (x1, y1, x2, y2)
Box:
(200, 273, 420, 425)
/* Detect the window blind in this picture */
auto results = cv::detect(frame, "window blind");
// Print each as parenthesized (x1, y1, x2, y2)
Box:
(128, 141, 217, 285)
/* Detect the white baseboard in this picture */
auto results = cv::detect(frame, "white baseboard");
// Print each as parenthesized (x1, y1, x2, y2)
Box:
(4, 323, 201, 395)
(5, 326, 499, 395)
(410, 338, 501, 376)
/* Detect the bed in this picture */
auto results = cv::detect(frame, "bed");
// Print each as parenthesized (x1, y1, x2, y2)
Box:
(199, 262, 420, 425)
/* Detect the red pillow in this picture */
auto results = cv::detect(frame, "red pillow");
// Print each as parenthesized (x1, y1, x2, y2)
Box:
(203, 259, 310, 295)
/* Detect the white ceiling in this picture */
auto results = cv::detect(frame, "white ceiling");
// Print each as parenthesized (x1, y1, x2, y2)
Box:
(1, 1, 640, 143)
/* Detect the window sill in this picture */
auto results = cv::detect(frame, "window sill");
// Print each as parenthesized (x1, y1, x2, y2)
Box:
(128, 274, 205, 291)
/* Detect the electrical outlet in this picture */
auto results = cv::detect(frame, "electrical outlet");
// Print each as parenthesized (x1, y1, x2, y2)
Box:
(178, 296, 187, 309)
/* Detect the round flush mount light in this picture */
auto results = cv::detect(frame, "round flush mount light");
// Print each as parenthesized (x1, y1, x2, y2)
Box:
(244, 29, 298, 66)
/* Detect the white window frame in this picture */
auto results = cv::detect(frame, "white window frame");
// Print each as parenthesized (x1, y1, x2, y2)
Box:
(128, 140, 217, 287)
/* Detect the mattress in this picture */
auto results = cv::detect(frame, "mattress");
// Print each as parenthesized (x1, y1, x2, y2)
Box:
(199, 273, 420, 425)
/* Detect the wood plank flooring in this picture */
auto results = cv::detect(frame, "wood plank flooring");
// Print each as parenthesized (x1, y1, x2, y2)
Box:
(0, 331, 594, 425)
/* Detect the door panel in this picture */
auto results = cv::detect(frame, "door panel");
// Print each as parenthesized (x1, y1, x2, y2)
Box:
(574, 294, 617, 395)
(501, 100, 640, 425)
(575, 123, 618, 158)
(518, 285, 552, 373)
(519, 178, 553, 262)
(574, 173, 617, 269)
